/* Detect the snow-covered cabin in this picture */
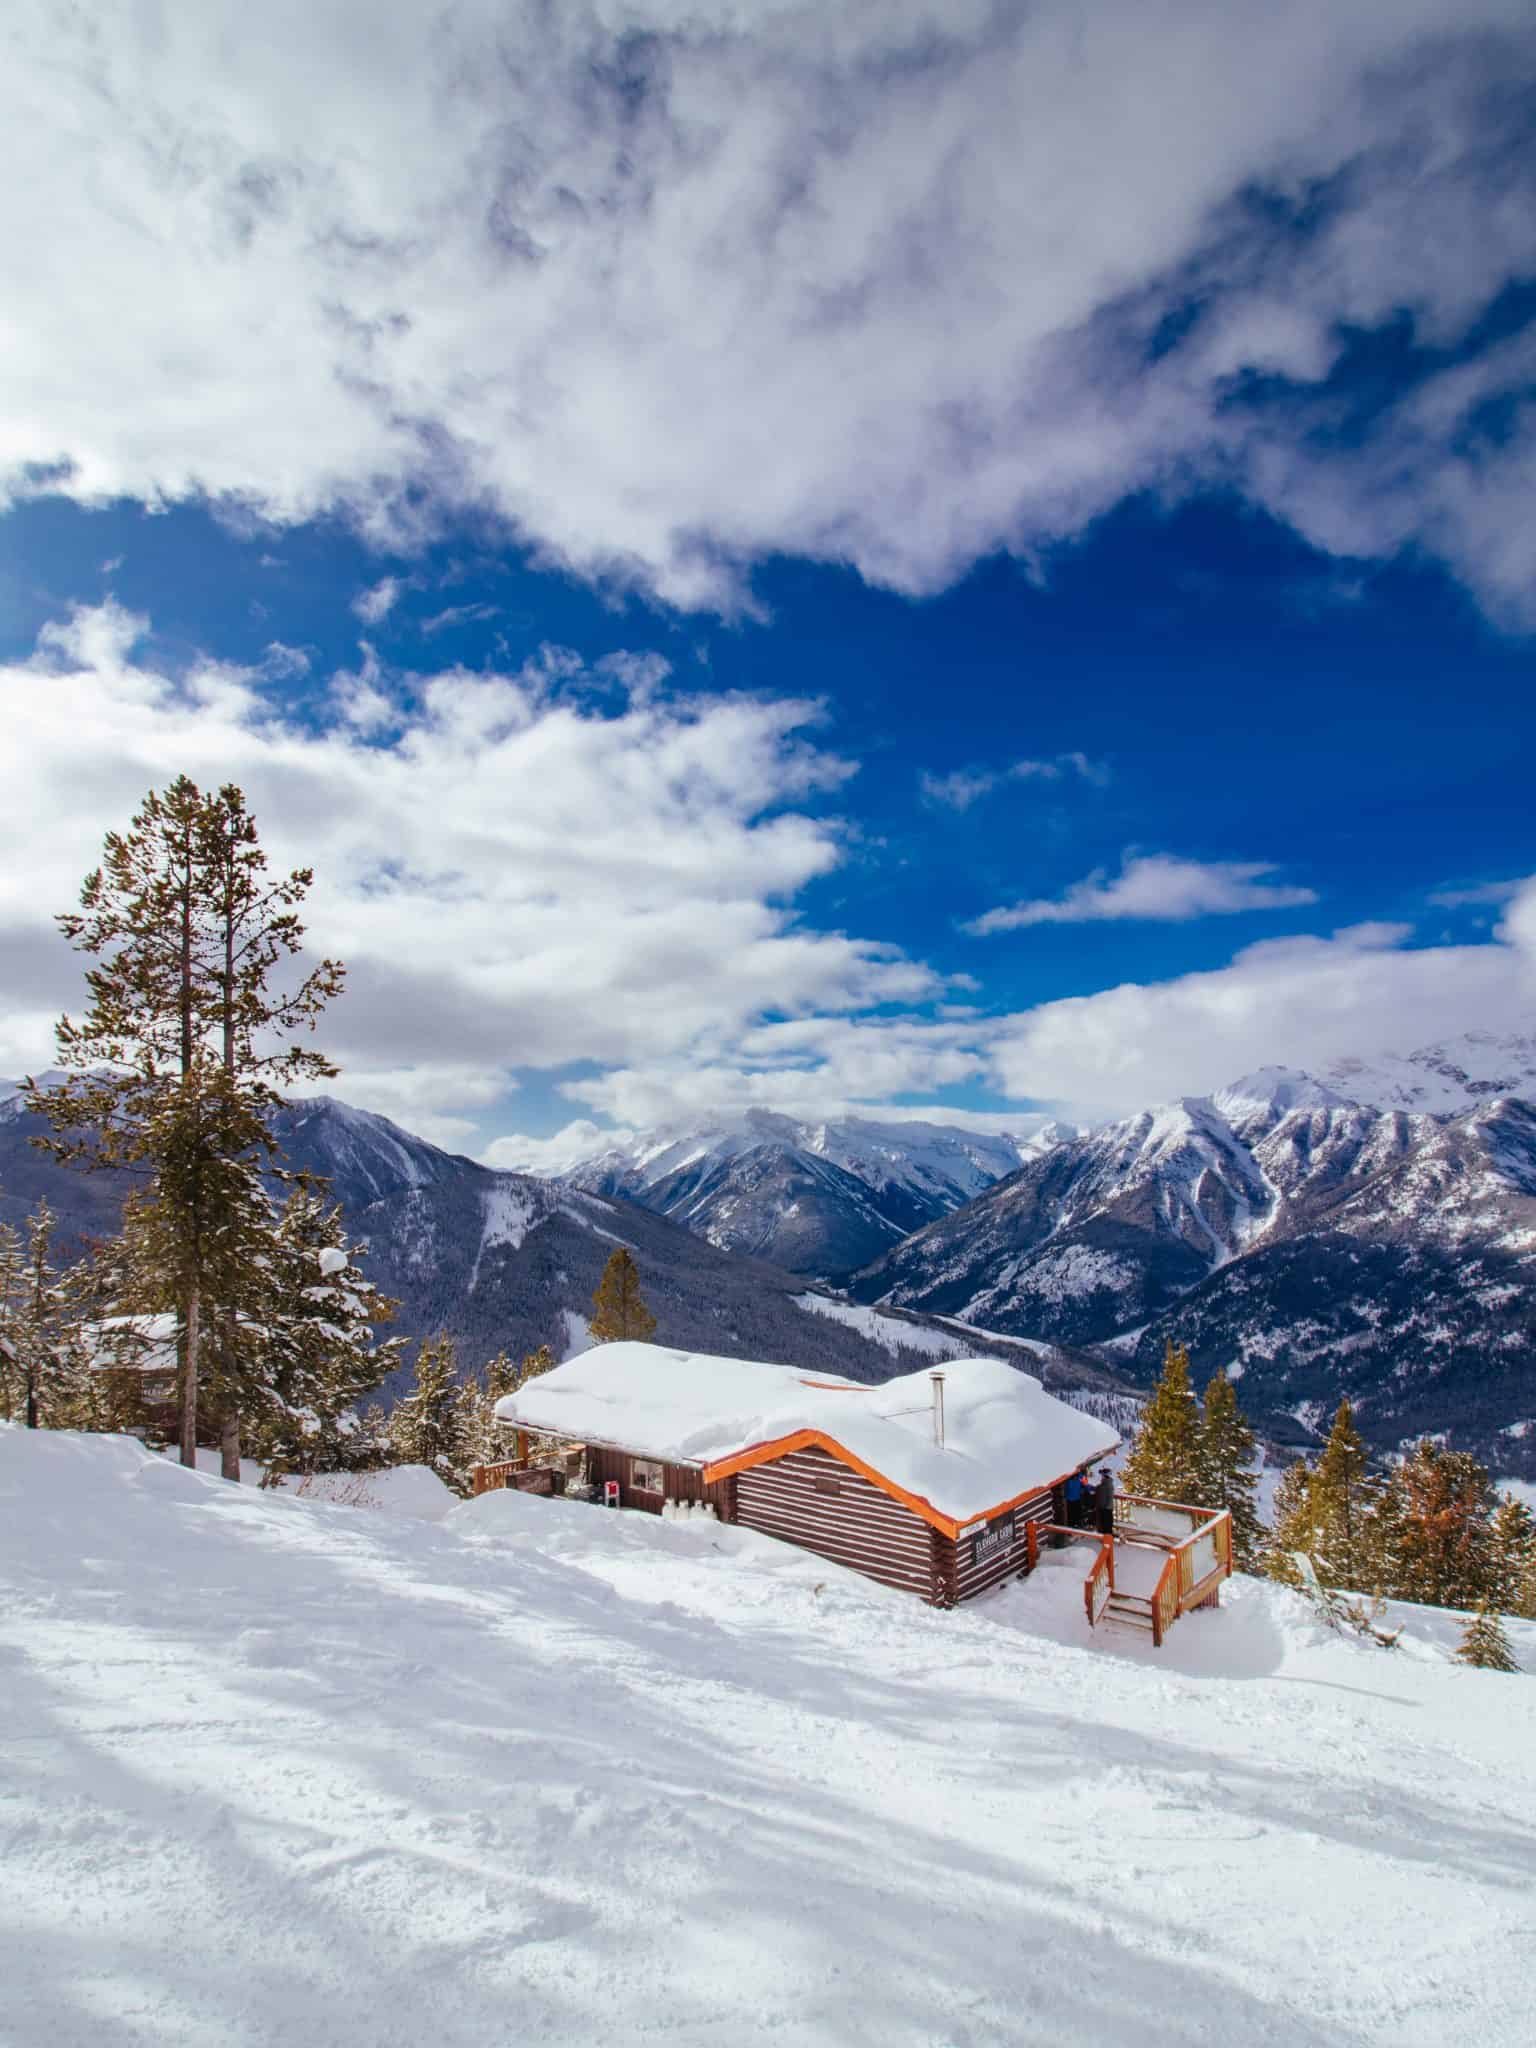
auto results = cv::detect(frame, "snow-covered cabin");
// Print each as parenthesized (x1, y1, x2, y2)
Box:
(494, 1342, 1119, 1606)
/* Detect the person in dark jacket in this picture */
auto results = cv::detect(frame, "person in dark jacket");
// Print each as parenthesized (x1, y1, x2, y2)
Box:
(1094, 1466, 1115, 1536)
(1063, 1468, 1085, 1528)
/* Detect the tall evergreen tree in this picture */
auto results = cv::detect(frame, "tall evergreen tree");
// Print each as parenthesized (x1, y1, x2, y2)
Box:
(1304, 1398, 1384, 1591)
(1454, 1603, 1519, 1673)
(0, 1214, 25, 1421)
(1488, 1495, 1536, 1621)
(26, 778, 343, 1471)
(249, 1186, 401, 1477)
(1196, 1373, 1264, 1568)
(588, 1249, 657, 1344)
(389, 1334, 471, 1492)
(1266, 1457, 1316, 1587)
(0, 1201, 91, 1430)
(1386, 1439, 1496, 1611)
(1120, 1339, 1202, 1503)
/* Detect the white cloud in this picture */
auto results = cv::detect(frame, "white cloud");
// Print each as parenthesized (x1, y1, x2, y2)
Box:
(0, 601, 937, 1132)
(352, 578, 402, 626)
(989, 898, 1536, 1117)
(2, 4, 1534, 618)
(967, 854, 1318, 934)
(1427, 878, 1527, 909)
(920, 753, 1106, 812)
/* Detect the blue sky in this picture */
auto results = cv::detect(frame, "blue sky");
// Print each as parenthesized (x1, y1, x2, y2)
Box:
(2, 2, 1534, 1153)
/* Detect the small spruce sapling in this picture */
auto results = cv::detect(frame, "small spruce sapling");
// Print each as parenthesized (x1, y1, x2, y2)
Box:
(1454, 1603, 1519, 1673)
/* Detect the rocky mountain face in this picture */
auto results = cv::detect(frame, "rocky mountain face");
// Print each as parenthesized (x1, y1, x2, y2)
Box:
(0, 1086, 1115, 1404)
(847, 1053, 1536, 1478)
(503, 1108, 1067, 1276)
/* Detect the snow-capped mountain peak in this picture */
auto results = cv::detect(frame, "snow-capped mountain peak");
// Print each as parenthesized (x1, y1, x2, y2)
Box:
(497, 1109, 1071, 1276)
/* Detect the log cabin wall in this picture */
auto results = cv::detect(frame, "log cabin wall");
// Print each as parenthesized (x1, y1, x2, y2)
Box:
(734, 1444, 936, 1600)
(585, 1445, 736, 1518)
(939, 1487, 1054, 1606)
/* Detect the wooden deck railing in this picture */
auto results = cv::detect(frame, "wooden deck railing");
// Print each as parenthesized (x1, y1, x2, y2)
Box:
(1084, 1541, 1114, 1627)
(1093, 1497, 1235, 1646)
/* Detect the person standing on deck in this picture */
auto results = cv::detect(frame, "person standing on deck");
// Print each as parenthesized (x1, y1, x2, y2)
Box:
(1063, 1468, 1085, 1528)
(1093, 1466, 1115, 1536)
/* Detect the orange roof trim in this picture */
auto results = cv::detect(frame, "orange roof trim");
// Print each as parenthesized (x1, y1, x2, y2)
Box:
(701, 1430, 1093, 1542)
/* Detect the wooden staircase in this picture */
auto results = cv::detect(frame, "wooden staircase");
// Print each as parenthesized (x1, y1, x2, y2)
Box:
(1101, 1589, 1156, 1635)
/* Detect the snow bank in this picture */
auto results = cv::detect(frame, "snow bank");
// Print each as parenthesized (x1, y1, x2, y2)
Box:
(495, 1341, 1119, 1524)
(3, 1422, 1535, 2048)
(283, 1463, 458, 1520)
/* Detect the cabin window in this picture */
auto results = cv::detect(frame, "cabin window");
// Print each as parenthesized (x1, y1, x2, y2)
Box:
(814, 1476, 841, 1496)
(631, 1459, 664, 1493)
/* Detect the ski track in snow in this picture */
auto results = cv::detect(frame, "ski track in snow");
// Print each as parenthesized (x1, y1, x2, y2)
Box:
(2, 1424, 1534, 2048)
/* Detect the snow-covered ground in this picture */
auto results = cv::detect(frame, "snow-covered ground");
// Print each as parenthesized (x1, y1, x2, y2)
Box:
(148, 1445, 458, 1519)
(3, 1424, 1533, 2047)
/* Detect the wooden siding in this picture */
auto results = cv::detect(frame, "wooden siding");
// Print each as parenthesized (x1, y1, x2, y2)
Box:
(585, 1445, 736, 1519)
(937, 1486, 1054, 1606)
(735, 1445, 937, 1600)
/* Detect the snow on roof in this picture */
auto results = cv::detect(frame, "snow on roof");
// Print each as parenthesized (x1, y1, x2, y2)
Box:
(495, 1341, 1118, 1531)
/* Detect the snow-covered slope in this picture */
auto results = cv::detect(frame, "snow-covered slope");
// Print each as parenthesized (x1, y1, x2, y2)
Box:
(1323, 1031, 1536, 1114)
(3, 1425, 1532, 2048)
(500, 1107, 1069, 1276)
(852, 1062, 1536, 1473)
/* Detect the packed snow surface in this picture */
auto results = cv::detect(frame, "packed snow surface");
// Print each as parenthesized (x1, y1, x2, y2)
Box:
(2, 1425, 1534, 2048)
(496, 1341, 1118, 1522)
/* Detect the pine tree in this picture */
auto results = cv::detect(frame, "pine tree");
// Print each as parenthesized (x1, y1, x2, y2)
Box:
(249, 1186, 402, 1477)
(1386, 1439, 1496, 1611)
(1266, 1458, 1316, 1587)
(0, 1201, 91, 1430)
(26, 778, 343, 1471)
(518, 1343, 556, 1387)
(389, 1335, 471, 1493)
(588, 1249, 657, 1344)
(1487, 1495, 1536, 1621)
(0, 1215, 26, 1421)
(1120, 1339, 1202, 1503)
(1454, 1603, 1519, 1673)
(1196, 1373, 1264, 1568)
(1306, 1398, 1382, 1592)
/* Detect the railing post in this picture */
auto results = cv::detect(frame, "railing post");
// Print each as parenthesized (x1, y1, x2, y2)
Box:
(1026, 1520, 1039, 1572)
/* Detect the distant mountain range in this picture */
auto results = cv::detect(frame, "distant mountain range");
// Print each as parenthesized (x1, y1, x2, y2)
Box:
(8, 1030, 1533, 1469)
(0, 1085, 1119, 1406)
(846, 1040, 1536, 1478)
(499, 1108, 1067, 1275)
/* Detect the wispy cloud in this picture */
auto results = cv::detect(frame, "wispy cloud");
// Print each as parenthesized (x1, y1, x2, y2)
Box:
(967, 854, 1318, 934)
(1427, 878, 1528, 909)
(419, 601, 500, 636)
(352, 577, 402, 626)
(921, 753, 1106, 812)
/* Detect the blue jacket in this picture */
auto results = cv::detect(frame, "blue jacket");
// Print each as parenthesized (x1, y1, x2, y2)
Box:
(1064, 1473, 1084, 1502)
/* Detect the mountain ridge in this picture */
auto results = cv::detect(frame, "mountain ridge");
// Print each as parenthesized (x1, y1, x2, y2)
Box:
(498, 1107, 1070, 1276)
(847, 1052, 1536, 1476)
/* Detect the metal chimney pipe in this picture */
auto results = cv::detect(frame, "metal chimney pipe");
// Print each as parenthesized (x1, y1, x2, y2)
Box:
(930, 1371, 946, 1448)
